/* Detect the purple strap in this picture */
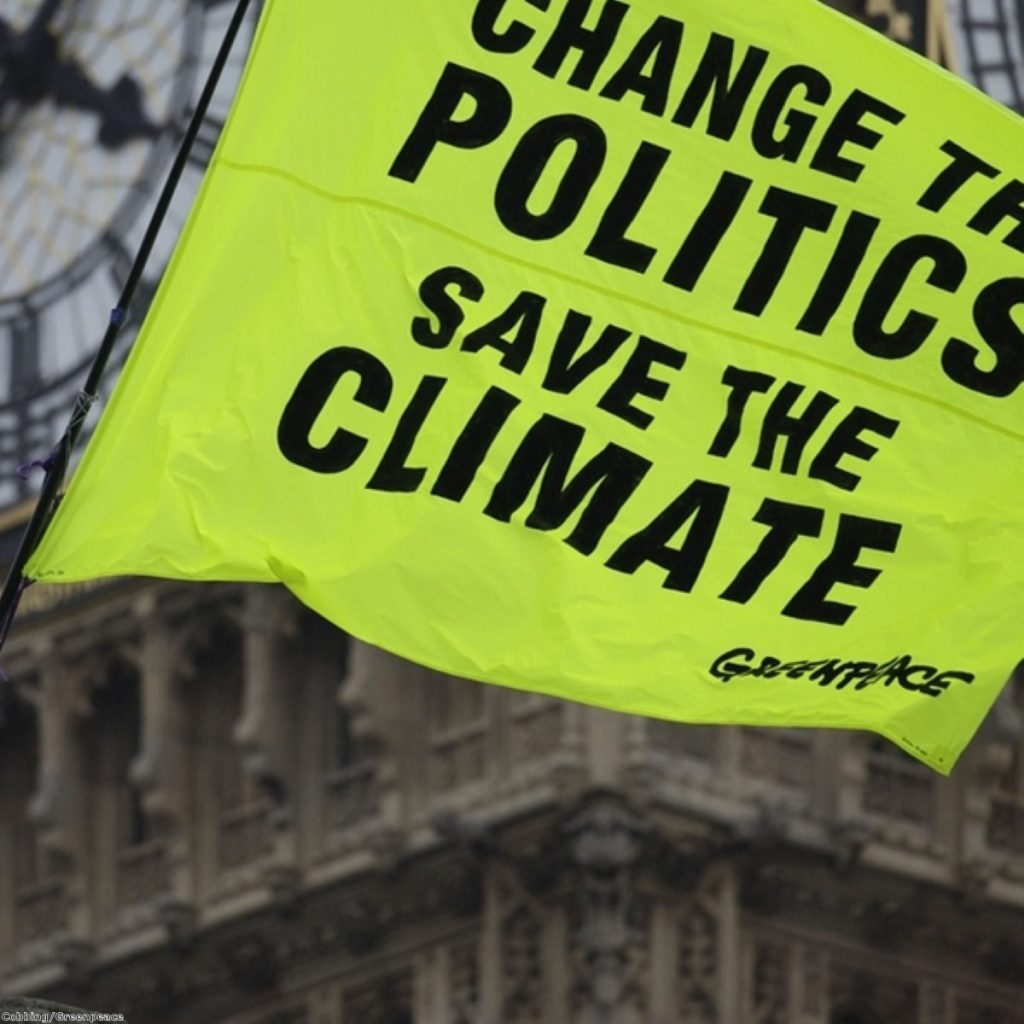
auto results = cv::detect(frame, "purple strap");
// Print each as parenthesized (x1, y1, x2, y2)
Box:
(16, 452, 57, 480)
(14, 389, 97, 480)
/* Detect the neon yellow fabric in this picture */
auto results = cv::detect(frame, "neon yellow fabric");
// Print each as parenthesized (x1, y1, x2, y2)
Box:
(26, 0, 1024, 772)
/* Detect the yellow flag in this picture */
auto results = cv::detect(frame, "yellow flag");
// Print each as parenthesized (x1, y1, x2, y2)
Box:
(26, 0, 1024, 772)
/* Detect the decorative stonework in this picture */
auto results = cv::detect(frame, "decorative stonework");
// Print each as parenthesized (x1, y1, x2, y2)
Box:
(676, 902, 719, 1022)
(565, 799, 649, 1024)
(750, 940, 790, 1024)
(502, 901, 545, 1024)
(799, 945, 827, 1019)
(5, 581, 1024, 1019)
(236, 586, 300, 804)
(450, 939, 481, 1023)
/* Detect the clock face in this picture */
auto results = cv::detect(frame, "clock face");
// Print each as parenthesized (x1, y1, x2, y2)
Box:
(0, 0, 260, 506)
(949, 0, 1024, 109)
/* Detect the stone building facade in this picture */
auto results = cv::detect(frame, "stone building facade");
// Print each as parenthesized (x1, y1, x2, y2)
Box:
(0, 578, 1023, 1023)
(2, 2, 1023, 1022)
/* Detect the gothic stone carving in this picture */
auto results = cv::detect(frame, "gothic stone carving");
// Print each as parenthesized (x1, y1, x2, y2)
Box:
(565, 799, 650, 1024)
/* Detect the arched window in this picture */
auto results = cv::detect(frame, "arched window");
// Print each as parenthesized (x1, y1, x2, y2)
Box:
(78, 657, 154, 918)
(182, 614, 267, 887)
(296, 610, 379, 842)
(83, 661, 148, 842)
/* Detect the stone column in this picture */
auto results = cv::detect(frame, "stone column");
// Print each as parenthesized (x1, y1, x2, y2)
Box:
(236, 586, 297, 802)
(27, 636, 92, 973)
(29, 638, 84, 868)
(235, 586, 302, 902)
(342, 642, 408, 843)
(131, 593, 187, 832)
(128, 592, 196, 936)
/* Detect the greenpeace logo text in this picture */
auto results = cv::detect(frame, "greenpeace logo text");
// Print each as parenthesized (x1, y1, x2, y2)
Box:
(710, 647, 974, 697)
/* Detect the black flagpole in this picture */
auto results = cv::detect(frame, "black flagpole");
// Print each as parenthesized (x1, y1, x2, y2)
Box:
(0, 0, 256, 652)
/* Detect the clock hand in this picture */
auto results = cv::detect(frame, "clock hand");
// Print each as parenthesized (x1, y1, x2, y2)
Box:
(0, 21, 13, 112)
(0, 19, 39, 158)
(25, 0, 68, 39)
(0, 22, 58, 107)
(49, 60, 161, 148)
(0, 12, 159, 154)
(0, 0, 69, 78)
(0, 6, 63, 128)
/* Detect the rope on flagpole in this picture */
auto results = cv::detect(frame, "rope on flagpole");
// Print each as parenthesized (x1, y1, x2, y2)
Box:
(0, 0, 257, 654)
